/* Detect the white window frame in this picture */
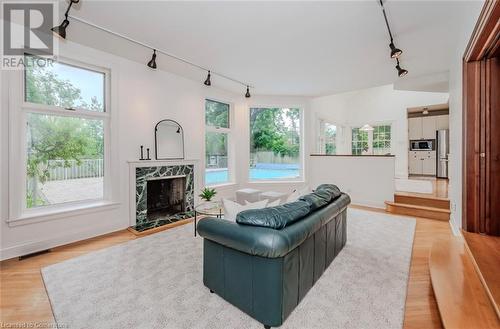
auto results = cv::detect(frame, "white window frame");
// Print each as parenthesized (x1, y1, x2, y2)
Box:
(7, 55, 118, 225)
(317, 118, 338, 155)
(204, 98, 234, 187)
(248, 106, 304, 183)
(350, 121, 394, 155)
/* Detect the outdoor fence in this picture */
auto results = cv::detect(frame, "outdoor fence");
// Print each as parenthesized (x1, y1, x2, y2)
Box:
(250, 151, 298, 166)
(46, 159, 104, 181)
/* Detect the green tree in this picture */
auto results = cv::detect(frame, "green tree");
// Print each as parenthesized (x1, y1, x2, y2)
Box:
(25, 59, 104, 207)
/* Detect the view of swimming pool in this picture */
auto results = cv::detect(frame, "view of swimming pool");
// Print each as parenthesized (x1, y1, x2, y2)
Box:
(205, 167, 300, 185)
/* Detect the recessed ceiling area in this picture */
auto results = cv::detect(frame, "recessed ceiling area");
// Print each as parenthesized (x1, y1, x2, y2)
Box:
(61, 1, 483, 96)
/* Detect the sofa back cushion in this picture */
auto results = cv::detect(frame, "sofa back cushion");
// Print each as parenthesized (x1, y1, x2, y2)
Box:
(236, 200, 310, 229)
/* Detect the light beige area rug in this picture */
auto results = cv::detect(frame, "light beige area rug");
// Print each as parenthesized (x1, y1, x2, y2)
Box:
(42, 208, 416, 329)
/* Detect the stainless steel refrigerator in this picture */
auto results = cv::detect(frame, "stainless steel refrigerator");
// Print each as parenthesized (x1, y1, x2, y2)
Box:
(436, 129, 449, 178)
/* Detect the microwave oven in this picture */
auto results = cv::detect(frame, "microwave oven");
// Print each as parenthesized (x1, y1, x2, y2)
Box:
(410, 139, 435, 151)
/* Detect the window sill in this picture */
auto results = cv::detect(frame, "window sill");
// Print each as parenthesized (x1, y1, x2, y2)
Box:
(206, 182, 237, 189)
(247, 180, 306, 185)
(7, 200, 121, 227)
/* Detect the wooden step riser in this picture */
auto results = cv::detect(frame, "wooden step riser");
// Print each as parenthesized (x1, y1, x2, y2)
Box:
(394, 195, 450, 210)
(386, 203, 450, 221)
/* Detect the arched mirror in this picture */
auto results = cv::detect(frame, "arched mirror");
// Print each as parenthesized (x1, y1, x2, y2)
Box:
(155, 119, 184, 160)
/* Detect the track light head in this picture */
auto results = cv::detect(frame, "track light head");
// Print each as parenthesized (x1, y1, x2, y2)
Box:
(51, 0, 79, 39)
(389, 42, 402, 58)
(147, 50, 157, 69)
(51, 19, 70, 39)
(204, 70, 211, 86)
(395, 59, 408, 77)
(245, 86, 251, 98)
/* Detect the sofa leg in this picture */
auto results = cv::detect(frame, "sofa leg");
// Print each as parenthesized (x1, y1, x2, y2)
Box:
(264, 326, 271, 329)
(210, 289, 214, 293)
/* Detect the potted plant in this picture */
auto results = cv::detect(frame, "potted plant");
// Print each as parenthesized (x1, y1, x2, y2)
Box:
(199, 187, 217, 202)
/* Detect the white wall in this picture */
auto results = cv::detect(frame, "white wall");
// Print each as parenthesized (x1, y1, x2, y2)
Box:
(309, 84, 449, 178)
(447, 1, 484, 234)
(0, 40, 309, 260)
(309, 156, 395, 208)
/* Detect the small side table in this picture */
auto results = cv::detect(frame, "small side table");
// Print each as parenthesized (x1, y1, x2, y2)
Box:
(194, 201, 224, 236)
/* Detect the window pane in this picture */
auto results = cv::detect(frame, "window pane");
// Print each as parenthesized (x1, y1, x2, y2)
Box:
(325, 123, 336, 155)
(24, 55, 105, 112)
(351, 128, 368, 155)
(205, 99, 229, 128)
(249, 108, 301, 180)
(373, 124, 391, 155)
(26, 113, 104, 208)
(205, 132, 228, 185)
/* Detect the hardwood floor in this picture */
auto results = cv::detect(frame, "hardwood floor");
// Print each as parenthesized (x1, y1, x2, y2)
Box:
(0, 209, 451, 328)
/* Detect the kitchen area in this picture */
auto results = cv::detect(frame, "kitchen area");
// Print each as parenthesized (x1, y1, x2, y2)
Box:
(408, 104, 449, 179)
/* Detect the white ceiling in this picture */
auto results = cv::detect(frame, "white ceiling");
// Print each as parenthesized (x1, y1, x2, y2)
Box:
(61, 1, 484, 97)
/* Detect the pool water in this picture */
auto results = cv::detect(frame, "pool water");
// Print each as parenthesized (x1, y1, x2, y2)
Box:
(205, 168, 299, 185)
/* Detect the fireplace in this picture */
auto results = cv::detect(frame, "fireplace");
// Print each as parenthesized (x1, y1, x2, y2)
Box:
(146, 176, 186, 220)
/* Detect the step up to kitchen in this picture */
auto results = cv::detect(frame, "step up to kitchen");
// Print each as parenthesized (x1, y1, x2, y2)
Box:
(394, 193, 450, 210)
(384, 201, 450, 221)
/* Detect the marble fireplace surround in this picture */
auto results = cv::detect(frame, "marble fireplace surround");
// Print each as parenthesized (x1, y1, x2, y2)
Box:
(128, 160, 199, 226)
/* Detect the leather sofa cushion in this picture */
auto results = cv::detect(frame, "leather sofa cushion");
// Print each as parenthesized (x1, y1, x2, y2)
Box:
(316, 184, 342, 200)
(197, 193, 351, 258)
(298, 189, 332, 211)
(236, 200, 310, 229)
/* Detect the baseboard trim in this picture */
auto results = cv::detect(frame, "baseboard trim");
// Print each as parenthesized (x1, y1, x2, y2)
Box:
(0, 222, 127, 261)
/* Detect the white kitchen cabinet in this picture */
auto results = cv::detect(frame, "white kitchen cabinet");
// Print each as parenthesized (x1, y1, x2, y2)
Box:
(422, 151, 437, 175)
(422, 116, 437, 139)
(408, 151, 422, 174)
(408, 117, 422, 140)
(409, 151, 436, 175)
(435, 115, 449, 130)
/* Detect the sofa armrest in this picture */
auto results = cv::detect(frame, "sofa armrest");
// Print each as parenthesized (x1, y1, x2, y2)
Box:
(197, 218, 291, 258)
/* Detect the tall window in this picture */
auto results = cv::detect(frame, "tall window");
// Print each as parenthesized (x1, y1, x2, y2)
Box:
(205, 99, 231, 185)
(318, 120, 337, 155)
(351, 124, 392, 155)
(23, 55, 108, 209)
(249, 108, 302, 181)
(373, 125, 392, 155)
(351, 128, 369, 155)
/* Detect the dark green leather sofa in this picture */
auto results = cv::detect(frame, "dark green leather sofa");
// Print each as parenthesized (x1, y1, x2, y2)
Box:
(197, 185, 350, 328)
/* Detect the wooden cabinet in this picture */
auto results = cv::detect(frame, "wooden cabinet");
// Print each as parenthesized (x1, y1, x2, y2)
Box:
(422, 116, 437, 139)
(435, 115, 449, 130)
(409, 115, 449, 140)
(409, 151, 436, 175)
(409, 117, 422, 140)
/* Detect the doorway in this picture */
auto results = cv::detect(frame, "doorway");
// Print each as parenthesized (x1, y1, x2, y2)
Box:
(462, 1, 500, 236)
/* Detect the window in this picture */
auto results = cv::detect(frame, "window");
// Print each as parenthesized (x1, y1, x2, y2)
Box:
(22, 55, 108, 210)
(351, 128, 369, 155)
(205, 99, 231, 185)
(351, 124, 392, 155)
(373, 125, 392, 155)
(249, 108, 302, 181)
(318, 120, 337, 155)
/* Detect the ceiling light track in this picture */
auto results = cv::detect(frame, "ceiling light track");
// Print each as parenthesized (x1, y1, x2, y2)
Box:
(378, 0, 408, 77)
(65, 14, 253, 94)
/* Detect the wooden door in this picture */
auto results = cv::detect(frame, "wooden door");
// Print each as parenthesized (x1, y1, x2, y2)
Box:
(463, 0, 500, 236)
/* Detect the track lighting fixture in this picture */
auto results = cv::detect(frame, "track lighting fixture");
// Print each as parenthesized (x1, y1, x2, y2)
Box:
(389, 42, 402, 59)
(147, 50, 157, 69)
(204, 70, 211, 86)
(67, 12, 252, 91)
(395, 59, 408, 77)
(51, 0, 80, 39)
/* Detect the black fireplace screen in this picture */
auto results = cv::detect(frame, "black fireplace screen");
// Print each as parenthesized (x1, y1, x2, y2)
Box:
(146, 177, 186, 218)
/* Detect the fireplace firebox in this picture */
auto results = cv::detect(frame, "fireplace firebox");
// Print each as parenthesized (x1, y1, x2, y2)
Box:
(146, 176, 186, 220)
